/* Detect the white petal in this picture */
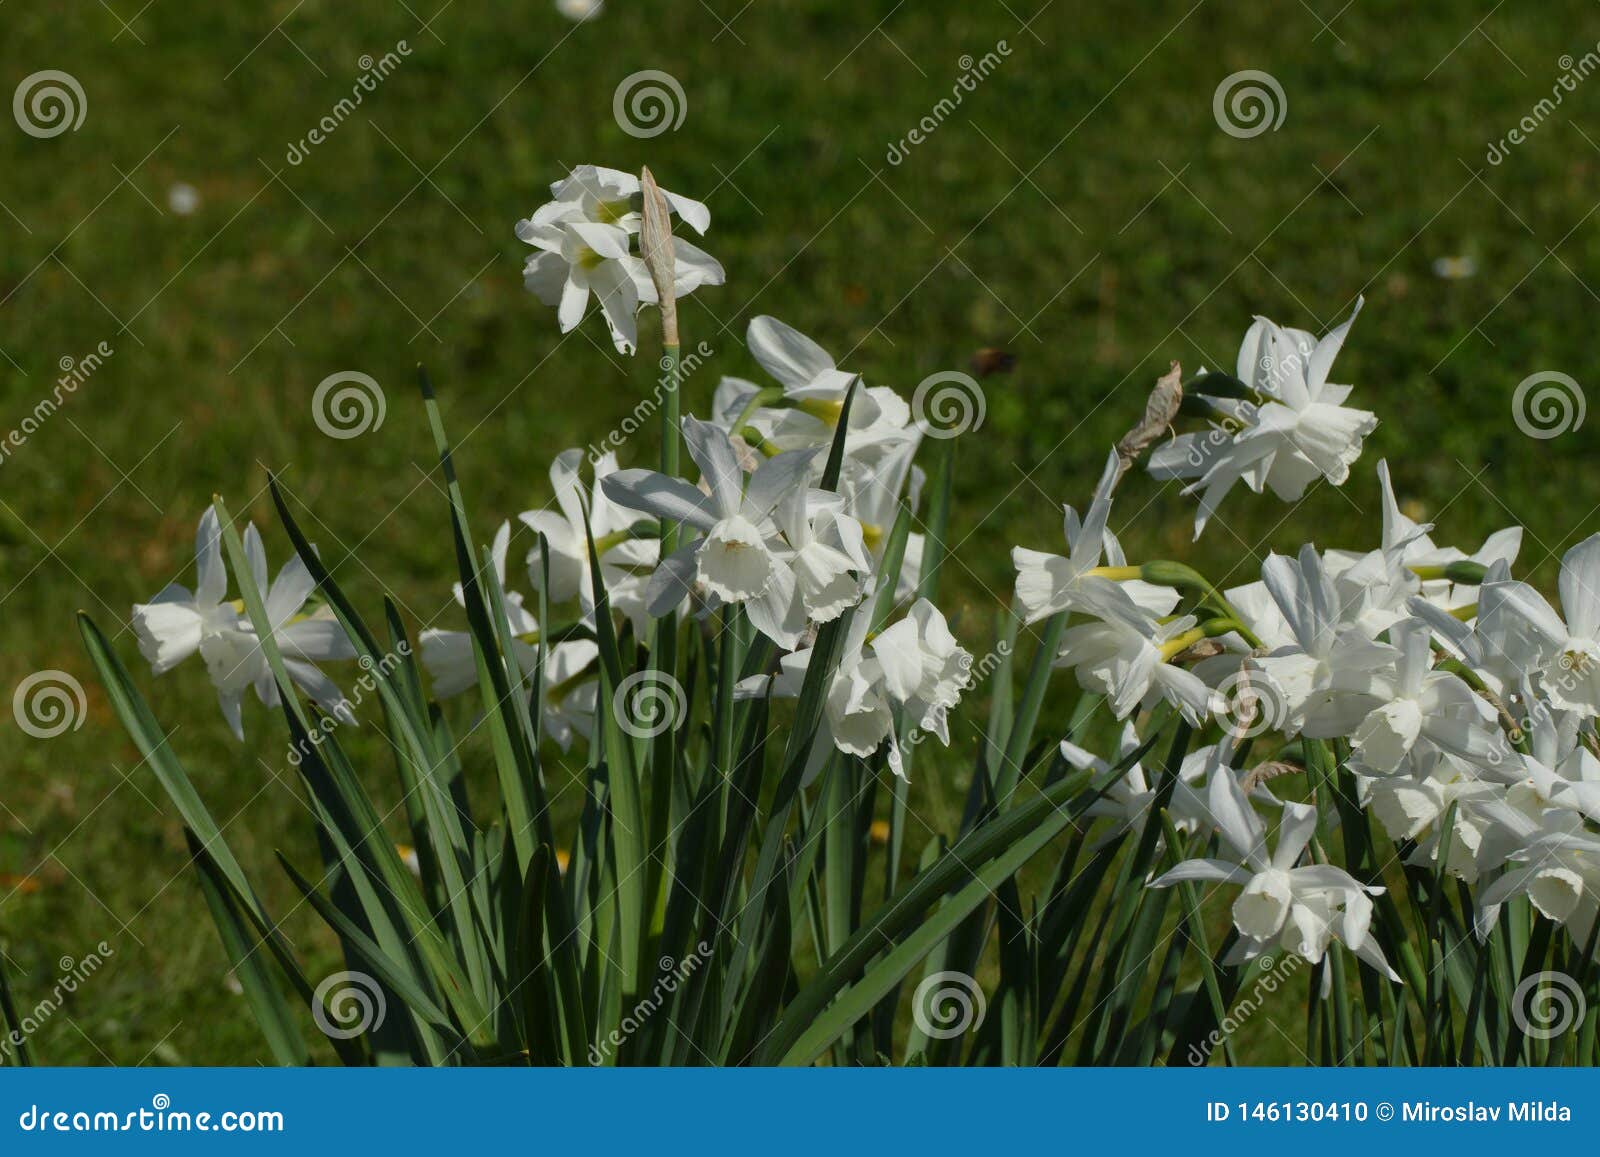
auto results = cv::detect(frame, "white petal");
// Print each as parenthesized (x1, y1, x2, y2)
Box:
(1560, 533, 1600, 641)
(682, 416, 746, 519)
(747, 315, 837, 391)
(195, 508, 227, 608)
(601, 468, 719, 531)
(697, 517, 773, 602)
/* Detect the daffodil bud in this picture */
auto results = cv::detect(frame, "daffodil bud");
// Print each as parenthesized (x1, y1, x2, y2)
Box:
(1187, 371, 1253, 399)
(1139, 559, 1211, 592)
(1442, 559, 1489, 585)
(638, 166, 678, 347)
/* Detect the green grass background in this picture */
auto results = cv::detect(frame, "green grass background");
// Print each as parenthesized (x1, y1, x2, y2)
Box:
(2, 0, 1598, 1063)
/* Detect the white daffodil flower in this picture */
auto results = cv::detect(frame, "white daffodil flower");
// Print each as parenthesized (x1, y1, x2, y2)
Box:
(518, 449, 659, 635)
(1252, 546, 1396, 734)
(134, 510, 354, 740)
(1512, 727, 1600, 828)
(774, 488, 871, 624)
(132, 508, 242, 676)
(1362, 747, 1501, 844)
(1152, 771, 1397, 978)
(602, 417, 833, 647)
(1149, 299, 1376, 538)
(735, 598, 972, 779)
(540, 639, 603, 751)
(555, 0, 602, 20)
(198, 524, 356, 741)
(1327, 462, 1520, 612)
(1406, 573, 1513, 698)
(869, 597, 973, 753)
(420, 521, 541, 699)
(1013, 449, 1179, 625)
(837, 442, 925, 605)
(1306, 618, 1497, 775)
(1325, 541, 1426, 638)
(520, 219, 653, 355)
(713, 316, 916, 461)
(517, 165, 723, 354)
(1477, 532, 1600, 716)
(1061, 722, 1217, 849)
(419, 520, 599, 751)
(545, 165, 713, 245)
(1479, 829, 1600, 947)
(1056, 602, 1212, 724)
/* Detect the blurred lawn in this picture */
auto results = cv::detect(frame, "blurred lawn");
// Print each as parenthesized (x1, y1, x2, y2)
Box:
(2, 0, 1599, 1063)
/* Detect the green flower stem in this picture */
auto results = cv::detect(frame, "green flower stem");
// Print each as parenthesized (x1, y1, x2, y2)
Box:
(1158, 617, 1249, 660)
(728, 386, 784, 438)
(1136, 561, 1265, 649)
(648, 338, 684, 943)
(659, 343, 681, 553)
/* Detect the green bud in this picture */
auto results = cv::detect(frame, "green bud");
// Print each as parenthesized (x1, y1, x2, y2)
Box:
(1442, 559, 1489, 586)
(1140, 560, 1211, 591)
(1188, 371, 1253, 399)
